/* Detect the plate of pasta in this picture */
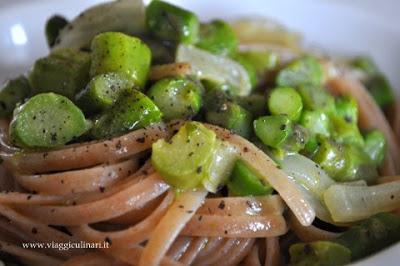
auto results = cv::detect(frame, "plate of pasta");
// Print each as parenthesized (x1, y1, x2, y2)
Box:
(0, 0, 399, 265)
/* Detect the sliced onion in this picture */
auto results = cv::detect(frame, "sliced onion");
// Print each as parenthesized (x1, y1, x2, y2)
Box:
(324, 181, 400, 222)
(175, 45, 252, 96)
(53, 0, 145, 50)
(281, 154, 334, 222)
(230, 18, 301, 51)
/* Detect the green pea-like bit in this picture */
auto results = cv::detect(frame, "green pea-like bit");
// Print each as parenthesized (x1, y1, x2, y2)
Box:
(364, 74, 394, 108)
(276, 56, 323, 88)
(227, 159, 273, 196)
(312, 136, 348, 181)
(350, 56, 394, 108)
(75, 73, 133, 114)
(0, 76, 31, 118)
(235, 93, 267, 117)
(152, 122, 217, 190)
(363, 130, 386, 166)
(196, 20, 237, 57)
(29, 49, 91, 99)
(284, 124, 309, 152)
(45, 15, 68, 47)
(90, 32, 151, 89)
(336, 213, 400, 261)
(236, 50, 279, 76)
(253, 115, 293, 148)
(91, 90, 162, 139)
(268, 87, 303, 121)
(312, 136, 377, 182)
(10, 93, 91, 149)
(206, 102, 253, 138)
(145, 0, 199, 44)
(342, 144, 378, 183)
(330, 115, 364, 146)
(334, 96, 358, 124)
(147, 77, 203, 121)
(298, 85, 335, 113)
(300, 110, 330, 137)
(350, 56, 378, 76)
(289, 241, 351, 266)
(142, 37, 174, 64)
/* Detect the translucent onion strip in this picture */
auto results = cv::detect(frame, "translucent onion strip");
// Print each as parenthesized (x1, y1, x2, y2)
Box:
(176, 45, 251, 96)
(53, 0, 145, 50)
(324, 181, 400, 222)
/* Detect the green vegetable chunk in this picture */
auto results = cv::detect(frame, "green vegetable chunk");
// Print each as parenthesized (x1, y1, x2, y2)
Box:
(336, 213, 400, 261)
(91, 90, 162, 139)
(268, 87, 303, 121)
(0, 76, 31, 117)
(313, 136, 377, 182)
(143, 37, 174, 64)
(228, 159, 273, 196)
(289, 241, 351, 266)
(343, 144, 378, 183)
(29, 49, 91, 99)
(350, 56, 378, 76)
(10, 93, 90, 149)
(363, 130, 386, 166)
(75, 73, 132, 114)
(147, 77, 203, 121)
(90, 32, 151, 89)
(334, 96, 358, 124)
(284, 124, 309, 152)
(235, 93, 267, 117)
(298, 85, 335, 113)
(152, 122, 237, 191)
(145, 0, 199, 44)
(236, 50, 279, 77)
(196, 20, 237, 57)
(350, 56, 394, 108)
(45, 15, 68, 47)
(300, 110, 330, 137)
(254, 115, 293, 148)
(312, 137, 348, 181)
(330, 116, 364, 147)
(276, 56, 323, 88)
(206, 102, 253, 138)
(364, 74, 394, 108)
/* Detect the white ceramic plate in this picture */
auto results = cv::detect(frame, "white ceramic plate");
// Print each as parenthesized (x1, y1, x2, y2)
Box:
(0, 0, 399, 265)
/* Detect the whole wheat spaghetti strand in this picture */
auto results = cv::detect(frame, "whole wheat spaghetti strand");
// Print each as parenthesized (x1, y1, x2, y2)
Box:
(15, 173, 169, 225)
(14, 158, 139, 195)
(139, 189, 208, 266)
(288, 211, 340, 242)
(2, 123, 169, 174)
